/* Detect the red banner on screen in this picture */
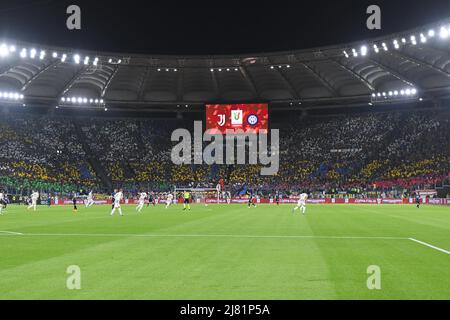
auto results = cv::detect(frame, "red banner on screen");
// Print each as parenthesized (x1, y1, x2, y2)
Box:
(206, 104, 269, 133)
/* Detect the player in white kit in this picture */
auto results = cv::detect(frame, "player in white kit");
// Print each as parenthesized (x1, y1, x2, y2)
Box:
(136, 191, 147, 213)
(85, 191, 95, 208)
(111, 189, 124, 216)
(0, 191, 5, 215)
(165, 193, 174, 209)
(293, 193, 308, 215)
(27, 191, 39, 212)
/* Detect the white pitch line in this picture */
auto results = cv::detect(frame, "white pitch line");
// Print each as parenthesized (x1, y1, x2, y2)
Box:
(409, 238, 450, 255)
(0, 231, 24, 235)
(0, 232, 407, 240)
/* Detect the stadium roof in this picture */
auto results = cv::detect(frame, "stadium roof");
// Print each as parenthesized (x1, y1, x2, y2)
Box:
(0, 19, 450, 111)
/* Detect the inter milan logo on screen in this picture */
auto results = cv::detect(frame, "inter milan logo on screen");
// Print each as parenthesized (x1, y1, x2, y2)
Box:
(247, 114, 259, 126)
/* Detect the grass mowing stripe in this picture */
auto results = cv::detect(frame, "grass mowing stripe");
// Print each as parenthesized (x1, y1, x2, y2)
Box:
(0, 231, 24, 235)
(409, 238, 450, 255)
(0, 232, 408, 240)
(1, 204, 450, 299)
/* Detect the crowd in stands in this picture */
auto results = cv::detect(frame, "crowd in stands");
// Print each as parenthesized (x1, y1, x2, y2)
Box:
(0, 108, 449, 199)
(0, 113, 99, 194)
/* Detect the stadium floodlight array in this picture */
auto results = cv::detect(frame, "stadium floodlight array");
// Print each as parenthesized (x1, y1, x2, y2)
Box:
(60, 96, 105, 105)
(2, 43, 101, 67)
(156, 68, 178, 72)
(108, 58, 123, 65)
(270, 64, 291, 70)
(371, 88, 418, 103)
(0, 91, 25, 101)
(344, 24, 450, 58)
(0, 42, 116, 69)
(0, 43, 16, 57)
(210, 67, 240, 72)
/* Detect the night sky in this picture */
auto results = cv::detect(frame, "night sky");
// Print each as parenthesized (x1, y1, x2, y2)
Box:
(0, 0, 449, 55)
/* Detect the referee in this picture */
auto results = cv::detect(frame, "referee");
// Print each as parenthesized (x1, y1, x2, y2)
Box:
(182, 191, 191, 211)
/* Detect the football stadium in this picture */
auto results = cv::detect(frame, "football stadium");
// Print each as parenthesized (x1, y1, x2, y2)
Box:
(0, 1, 450, 303)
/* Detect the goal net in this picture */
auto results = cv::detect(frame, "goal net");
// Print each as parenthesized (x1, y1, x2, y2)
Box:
(173, 187, 221, 205)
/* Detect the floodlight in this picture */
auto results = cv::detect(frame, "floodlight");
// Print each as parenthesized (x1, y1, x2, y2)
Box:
(440, 26, 449, 39)
(0, 44, 9, 57)
(360, 46, 368, 56)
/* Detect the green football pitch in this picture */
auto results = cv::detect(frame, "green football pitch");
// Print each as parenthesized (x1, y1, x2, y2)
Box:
(0, 203, 449, 300)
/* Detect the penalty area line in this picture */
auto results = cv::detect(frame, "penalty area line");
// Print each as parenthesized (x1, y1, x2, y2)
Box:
(409, 238, 450, 255)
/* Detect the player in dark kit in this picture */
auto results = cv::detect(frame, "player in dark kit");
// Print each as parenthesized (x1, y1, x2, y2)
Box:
(147, 193, 155, 207)
(275, 193, 280, 205)
(247, 191, 257, 208)
(111, 189, 117, 210)
(72, 193, 78, 212)
(416, 195, 421, 208)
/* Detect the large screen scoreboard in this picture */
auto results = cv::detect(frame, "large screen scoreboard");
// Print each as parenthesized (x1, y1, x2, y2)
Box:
(205, 104, 269, 133)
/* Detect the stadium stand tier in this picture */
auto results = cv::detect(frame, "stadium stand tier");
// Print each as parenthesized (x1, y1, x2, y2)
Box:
(0, 107, 449, 198)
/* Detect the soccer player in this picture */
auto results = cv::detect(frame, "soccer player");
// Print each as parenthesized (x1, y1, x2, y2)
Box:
(27, 190, 39, 212)
(416, 194, 421, 209)
(136, 191, 147, 213)
(225, 191, 231, 204)
(166, 193, 174, 209)
(147, 192, 155, 207)
(85, 190, 95, 208)
(0, 190, 5, 215)
(111, 189, 117, 210)
(182, 191, 191, 211)
(293, 192, 308, 215)
(248, 192, 257, 208)
(111, 189, 124, 216)
(275, 192, 280, 205)
(72, 193, 78, 212)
